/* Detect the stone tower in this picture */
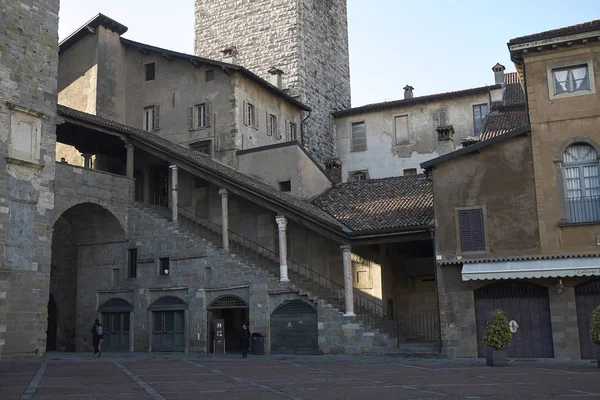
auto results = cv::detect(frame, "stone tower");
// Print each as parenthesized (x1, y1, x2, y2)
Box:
(194, 0, 351, 164)
(0, 0, 59, 358)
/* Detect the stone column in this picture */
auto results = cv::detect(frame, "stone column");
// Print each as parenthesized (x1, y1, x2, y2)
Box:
(169, 165, 178, 222)
(125, 144, 134, 178)
(341, 245, 355, 317)
(275, 215, 290, 282)
(219, 188, 229, 251)
(82, 153, 93, 169)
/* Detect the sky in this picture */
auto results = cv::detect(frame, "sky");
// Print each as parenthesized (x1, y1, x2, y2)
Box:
(57, 0, 600, 108)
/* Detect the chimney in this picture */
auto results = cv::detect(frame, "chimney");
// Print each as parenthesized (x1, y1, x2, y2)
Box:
(492, 63, 505, 85)
(268, 67, 284, 89)
(436, 125, 455, 154)
(403, 85, 414, 100)
(222, 47, 239, 65)
(324, 158, 343, 185)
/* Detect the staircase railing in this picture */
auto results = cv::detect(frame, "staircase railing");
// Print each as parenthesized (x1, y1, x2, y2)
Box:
(138, 200, 398, 339)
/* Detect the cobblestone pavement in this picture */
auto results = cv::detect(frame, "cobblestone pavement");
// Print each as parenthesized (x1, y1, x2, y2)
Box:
(2, 353, 600, 399)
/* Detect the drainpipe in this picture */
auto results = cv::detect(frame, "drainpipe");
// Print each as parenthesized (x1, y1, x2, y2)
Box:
(300, 110, 311, 146)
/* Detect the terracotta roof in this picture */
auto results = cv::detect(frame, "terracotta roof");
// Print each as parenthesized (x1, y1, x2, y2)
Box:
(439, 252, 600, 265)
(312, 175, 434, 232)
(56, 105, 340, 230)
(480, 72, 527, 141)
(509, 19, 600, 45)
(332, 84, 500, 118)
(503, 72, 525, 106)
(480, 109, 529, 141)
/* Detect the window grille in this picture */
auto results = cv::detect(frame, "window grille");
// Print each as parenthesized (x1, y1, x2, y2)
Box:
(207, 295, 248, 309)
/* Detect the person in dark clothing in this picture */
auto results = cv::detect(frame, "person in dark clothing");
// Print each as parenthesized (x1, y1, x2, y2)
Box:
(91, 318, 104, 357)
(239, 323, 251, 358)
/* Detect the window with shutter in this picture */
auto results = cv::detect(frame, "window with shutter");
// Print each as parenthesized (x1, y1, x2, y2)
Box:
(205, 102, 212, 127)
(253, 104, 259, 130)
(243, 100, 249, 126)
(458, 208, 486, 252)
(154, 104, 161, 130)
(188, 106, 194, 130)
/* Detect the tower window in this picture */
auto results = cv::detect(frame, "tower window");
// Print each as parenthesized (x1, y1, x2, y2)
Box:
(145, 63, 156, 81)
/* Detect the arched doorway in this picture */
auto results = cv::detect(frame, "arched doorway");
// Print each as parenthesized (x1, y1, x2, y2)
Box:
(149, 296, 187, 352)
(50, 202, 127, 352)
(46, 294, 57, 351)
(474, 281, 554, 358)
(575, 279, 600, 359)
(270, 301, 318, 355)
(207, 295, 249, 354)
(99, 298, 133, 352)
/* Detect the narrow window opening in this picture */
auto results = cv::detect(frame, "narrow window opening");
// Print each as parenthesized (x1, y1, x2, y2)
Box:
(159, 258, 170, 276)
(279, 180, 291, 192)
(127, 248, 137, 278)
(145, 63, 156, 81)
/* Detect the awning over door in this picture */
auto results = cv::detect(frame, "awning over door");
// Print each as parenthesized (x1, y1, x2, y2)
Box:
(461, 257, 600, 281)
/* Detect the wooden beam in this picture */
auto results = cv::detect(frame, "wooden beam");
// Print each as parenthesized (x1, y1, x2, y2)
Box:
(189, 59, 202, 68)
(162, 53, 174, 62)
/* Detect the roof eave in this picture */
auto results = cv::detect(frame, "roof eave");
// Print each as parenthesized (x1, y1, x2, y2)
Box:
(120, 38, 310, 112)
(421, 125, 531, 171)
(332, 84, 501, 118)
(59, 13, 128, 54)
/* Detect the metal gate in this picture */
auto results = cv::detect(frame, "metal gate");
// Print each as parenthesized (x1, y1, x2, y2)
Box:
(270, 301, 318, 355)
(575, 279, 600, 359)
(149, 296, 187, 352)
(101, 312, 130, 351)
(98, 298, 133, 352)
(475, 282, 554, 358)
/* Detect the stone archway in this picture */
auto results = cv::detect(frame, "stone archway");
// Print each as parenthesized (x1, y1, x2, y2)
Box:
(50, 202, 127, 352)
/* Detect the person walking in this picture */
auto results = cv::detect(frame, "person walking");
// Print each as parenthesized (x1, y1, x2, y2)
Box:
(239, 322, 251, 358)
(91, 318, 104, 357)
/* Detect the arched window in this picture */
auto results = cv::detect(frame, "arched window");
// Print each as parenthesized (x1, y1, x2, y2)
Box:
(563, 144, 600, 223)
(350, 171, 368, 182)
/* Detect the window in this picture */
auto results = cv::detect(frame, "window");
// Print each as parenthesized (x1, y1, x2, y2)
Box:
(267, 113, 278, 137)
(287, 121, 297, 141)
(279, 180, 291, 192)
(562, 144, 600, 223)
(473, 104, 489, 135)
(127, 249, 137, 278)
(190, 140, 212, 157)
(145, 62, 155, 81)
(433, 109, 446, 128)
(188, 103, 211, 130)
(205, 69, 214, 82)
(143, 105, 160, 131)
(394, 115, 409, 145)
(243, 101, 258, 129)
(458, 208, 486, 253)
(553, 65, 590, 95)
(387, 298, 394, 320)
(159, 258, 170, 276)
(351, 122, 366, 152)
(403, 168, 417, 176)
(349, 171, 368, 182)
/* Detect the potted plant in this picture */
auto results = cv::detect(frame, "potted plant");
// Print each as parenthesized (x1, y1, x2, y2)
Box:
(483, 309, 512, 367)
(591, 305, 600, 368)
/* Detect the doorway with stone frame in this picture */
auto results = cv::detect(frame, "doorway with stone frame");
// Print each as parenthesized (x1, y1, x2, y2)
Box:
(206, 295, 249, 354)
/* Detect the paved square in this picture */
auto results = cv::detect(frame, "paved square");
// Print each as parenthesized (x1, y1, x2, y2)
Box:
(2, 354, 600, 399)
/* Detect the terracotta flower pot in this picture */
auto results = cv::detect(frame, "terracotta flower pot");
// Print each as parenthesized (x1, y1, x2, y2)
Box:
(486, 348, 508, 367)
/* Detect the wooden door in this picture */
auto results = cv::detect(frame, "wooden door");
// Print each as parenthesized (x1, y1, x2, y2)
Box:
(475, 282, 554, 358)
(102, 312, 130, 351)
(152, 311, 185, 352)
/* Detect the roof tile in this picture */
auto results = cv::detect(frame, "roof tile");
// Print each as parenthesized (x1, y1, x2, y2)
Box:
(312, 175, 433, 232)
(509, 19, 600, 45)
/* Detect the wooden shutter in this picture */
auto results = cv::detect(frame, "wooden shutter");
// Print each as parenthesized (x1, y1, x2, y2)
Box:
(188, 106, 194, 130)
(458, 209, 485, 252)
(243, 100, 248, 126)
(154, 105, 161, 130)
(253, 105, 259, 130)
(205, 101, 212, 127)
(266, 111, 272, 136)
(276, 117, 281, 139)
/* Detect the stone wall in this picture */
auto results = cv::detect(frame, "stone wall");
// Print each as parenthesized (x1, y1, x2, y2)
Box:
(69, 201, 394, 354)
(0, 0, 60, 359)
(194, 0, 351, 164)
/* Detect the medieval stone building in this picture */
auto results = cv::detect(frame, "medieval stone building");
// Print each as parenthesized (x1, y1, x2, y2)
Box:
(194, 0, 352, 165)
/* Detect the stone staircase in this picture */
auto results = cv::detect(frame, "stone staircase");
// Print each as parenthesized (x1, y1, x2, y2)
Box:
(133, 201, 439, 356)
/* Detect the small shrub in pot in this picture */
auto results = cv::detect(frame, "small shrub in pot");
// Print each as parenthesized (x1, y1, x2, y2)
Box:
(483, 309, 512, 366)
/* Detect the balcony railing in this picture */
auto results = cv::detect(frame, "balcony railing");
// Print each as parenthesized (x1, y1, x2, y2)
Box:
(566, 196, 600, 223)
